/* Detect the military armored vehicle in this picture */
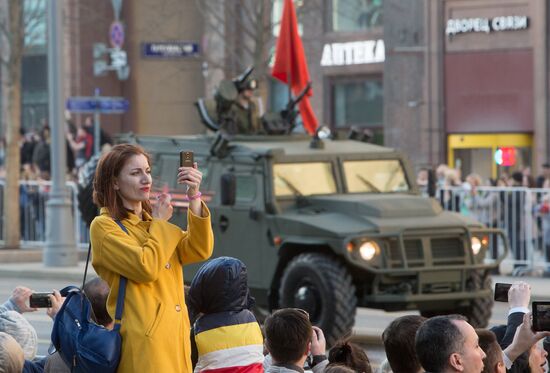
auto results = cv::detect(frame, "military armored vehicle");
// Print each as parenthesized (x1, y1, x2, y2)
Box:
(110, 132, 507, 345)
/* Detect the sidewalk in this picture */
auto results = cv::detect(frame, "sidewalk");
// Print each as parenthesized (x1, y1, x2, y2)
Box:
(0, 261, 97, 282)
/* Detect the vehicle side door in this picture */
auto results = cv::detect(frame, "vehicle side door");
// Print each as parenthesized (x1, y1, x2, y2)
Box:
(211, 162, 267, 288)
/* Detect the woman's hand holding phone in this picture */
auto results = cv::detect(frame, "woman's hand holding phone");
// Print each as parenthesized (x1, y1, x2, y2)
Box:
(177, 163, 202, 199)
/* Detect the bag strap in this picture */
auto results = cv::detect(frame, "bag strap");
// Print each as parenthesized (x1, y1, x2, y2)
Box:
(113, 220, 129, 330)
(82, 243, 92, 290)
(82, 220, 129, 331)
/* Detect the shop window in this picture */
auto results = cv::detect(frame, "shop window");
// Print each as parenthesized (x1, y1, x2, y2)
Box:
(330, 0, 383, 32)
(268, 78, 305, 131)
(269, 79, 290, 112)
(332, 77, 383, 128)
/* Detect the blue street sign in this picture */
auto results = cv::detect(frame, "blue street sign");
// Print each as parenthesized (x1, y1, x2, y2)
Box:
(142, 42, 200, 58)
(66, 97, 129, 114)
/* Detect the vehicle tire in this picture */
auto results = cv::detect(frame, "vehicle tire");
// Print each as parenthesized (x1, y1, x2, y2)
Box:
(420, 271, 493, 328)
(278, 253, 357, 346)
(461, 271, 493, 328)
(77, 154, 101, 227)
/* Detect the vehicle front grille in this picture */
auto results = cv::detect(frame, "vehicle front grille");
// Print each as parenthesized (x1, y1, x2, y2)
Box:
(388, 239, 423, 268)
(386, 237, 466, 268)
(431, 238, 465, 259)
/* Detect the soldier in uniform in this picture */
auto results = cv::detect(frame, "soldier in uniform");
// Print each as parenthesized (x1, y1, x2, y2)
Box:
(196, 66, 308, 136)
(221, 73, 263, 135)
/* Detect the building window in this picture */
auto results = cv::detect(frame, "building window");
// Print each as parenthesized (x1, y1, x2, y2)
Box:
(24, 0, 46, 47)
(269, 78, 290, 112)
(269, 78, 306, 131)
(272, 0, 304, 37)
(22, 54, 48, 130)
(331, 0, 383, 32)
(332, 77, 383, 128)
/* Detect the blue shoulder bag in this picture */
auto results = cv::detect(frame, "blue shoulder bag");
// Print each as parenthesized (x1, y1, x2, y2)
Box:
(51, 220, 129, 373)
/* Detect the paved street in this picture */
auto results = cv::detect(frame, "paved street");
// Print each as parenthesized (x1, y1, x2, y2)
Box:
(0, 273, 533, 367)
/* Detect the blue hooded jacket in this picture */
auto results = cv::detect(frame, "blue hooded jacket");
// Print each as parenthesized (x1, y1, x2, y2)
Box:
(187, 257, 264, 372)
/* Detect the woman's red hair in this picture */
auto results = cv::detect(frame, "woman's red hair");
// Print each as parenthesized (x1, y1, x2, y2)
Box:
(93, 143, 152, 220)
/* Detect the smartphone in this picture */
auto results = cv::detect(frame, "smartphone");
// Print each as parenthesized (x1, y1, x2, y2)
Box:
(29, 292, 53, 308)
(494, 283, 512, 302)
(180, 151, 194, 168)
(533, 302, 550, 331)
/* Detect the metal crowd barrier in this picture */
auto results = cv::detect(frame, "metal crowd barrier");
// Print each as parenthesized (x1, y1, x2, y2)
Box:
(0, 180, 89, 250)
(2, 180, 550, 274)
(438, 186, 550, 275)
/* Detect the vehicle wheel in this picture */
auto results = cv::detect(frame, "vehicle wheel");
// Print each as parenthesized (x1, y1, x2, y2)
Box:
(420, 271, 493, 328)
(278, 253, 357, 346)
(462, 271, 493, 327)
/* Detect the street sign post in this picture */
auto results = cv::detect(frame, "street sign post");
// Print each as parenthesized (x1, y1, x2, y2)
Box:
(141, 41, 200, 58)
(93, 41, 130, 80)
(66, 92, 129, 154)
(109, 21, 125, 48)
(66, 96, 129, 114)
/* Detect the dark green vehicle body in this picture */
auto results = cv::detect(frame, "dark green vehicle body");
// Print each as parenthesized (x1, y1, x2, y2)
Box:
(119, 133, 507, 344)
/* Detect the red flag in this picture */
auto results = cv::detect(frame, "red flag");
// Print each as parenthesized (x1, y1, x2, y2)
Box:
(271, 0, 318, 134)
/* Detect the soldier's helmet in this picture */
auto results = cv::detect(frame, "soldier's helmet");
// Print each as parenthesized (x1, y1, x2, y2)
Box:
(233, 66, 258, 92)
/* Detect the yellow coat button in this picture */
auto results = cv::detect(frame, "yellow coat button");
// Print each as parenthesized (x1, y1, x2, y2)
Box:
(175, 305, 181, 312)
(165, 263, 171, 269)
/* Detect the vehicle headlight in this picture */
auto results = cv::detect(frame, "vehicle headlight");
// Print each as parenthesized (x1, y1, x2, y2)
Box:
(471, 237, 482, 255)
(358, 241, 380, 261)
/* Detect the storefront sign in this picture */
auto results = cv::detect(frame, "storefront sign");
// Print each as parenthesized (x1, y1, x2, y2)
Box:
(321, 40, 384, 67)
(446, 16, 529, 37)
(494, 147, 516, 166)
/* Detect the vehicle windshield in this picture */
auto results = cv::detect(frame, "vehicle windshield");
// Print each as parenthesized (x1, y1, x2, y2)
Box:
(274, 162, 337, 197)
(343, 159, 410, 193)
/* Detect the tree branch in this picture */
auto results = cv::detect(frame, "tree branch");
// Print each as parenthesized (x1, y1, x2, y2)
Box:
(199, 0, 255, 63)
(239, 0, 260, 34)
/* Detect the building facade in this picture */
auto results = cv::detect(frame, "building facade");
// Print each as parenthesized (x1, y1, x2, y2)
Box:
(385, 0, 548, 179)
(285, 0, 385, 142)
(298, 0, 549, 180)
(7, 0, 549, 182)
(4, 0, 206, 137)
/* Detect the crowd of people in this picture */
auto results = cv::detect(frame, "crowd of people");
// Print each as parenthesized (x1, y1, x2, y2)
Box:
(5, 116, 112, 242)
(8, 116, 111, 183)
(418, 163, 550, 273)
(2, 143, 550, 373)
(0, 273, 549, 373)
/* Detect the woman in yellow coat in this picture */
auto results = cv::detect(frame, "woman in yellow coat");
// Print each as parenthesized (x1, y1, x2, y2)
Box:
(90, 144, 213, 373)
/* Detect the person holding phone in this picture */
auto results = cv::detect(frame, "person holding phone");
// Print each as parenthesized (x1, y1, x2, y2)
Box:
(90, 143, 214, 373)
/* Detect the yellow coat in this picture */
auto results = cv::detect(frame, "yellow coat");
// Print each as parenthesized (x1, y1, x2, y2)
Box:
(90, 202, 214, 373)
